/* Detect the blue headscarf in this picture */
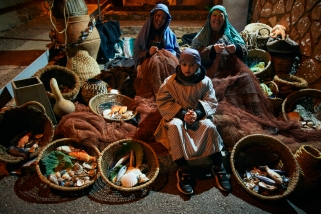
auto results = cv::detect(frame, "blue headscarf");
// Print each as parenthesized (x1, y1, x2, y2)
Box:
(191, 5, 245, 49)
(133, 3, 179, 66)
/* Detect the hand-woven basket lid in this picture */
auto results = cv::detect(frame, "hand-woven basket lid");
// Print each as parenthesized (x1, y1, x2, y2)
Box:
(66, 50, 101, 82)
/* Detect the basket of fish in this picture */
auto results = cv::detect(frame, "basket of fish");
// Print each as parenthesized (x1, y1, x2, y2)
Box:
(0, 101, 54, 164)
(230, 134, 300, 200)
(88, 93, 137, 122)
(282, 89, 321, 130)
(36, 138, 100, 191)
(98, 139, 160, 192)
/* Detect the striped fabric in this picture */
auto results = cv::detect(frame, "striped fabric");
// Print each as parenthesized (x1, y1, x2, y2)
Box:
(154, 74, 223, 161)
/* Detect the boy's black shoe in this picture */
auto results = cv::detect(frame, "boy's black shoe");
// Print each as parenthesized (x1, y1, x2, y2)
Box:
(212, 165, 232, 192)
(176, 167, 193, 195)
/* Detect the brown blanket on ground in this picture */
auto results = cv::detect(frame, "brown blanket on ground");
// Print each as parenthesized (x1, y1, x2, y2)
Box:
(54, 103, 137, 151)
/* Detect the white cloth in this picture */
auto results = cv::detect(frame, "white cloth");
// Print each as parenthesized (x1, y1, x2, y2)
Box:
(154, 74, 223, 161)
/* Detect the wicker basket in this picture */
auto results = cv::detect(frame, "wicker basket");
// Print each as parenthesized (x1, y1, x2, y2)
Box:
(274, 74, 308, 99)
(80, 78, 108, 104)
(88, 93, 137, 122)
(270, 52, 296, 74)
(0, 101, 54, 164)
(35, 138, 100, 191)
(66, 50, 101, 82)
(98, 139, 160, 192)
(230, 134, 300, 200)
(246, 49, 272, 79)
(33, 65, 81, 102)
(282, 88, 321, 121)
(240, 23, 272, 50)
(265, 81, 283, 114)
(294, 145, 321, 193)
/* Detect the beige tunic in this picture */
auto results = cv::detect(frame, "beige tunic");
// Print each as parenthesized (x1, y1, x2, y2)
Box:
(154, 74, 223, 161)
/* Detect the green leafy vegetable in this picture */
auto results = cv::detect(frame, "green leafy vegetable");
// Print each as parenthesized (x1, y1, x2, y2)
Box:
(41, 151, 74, 176)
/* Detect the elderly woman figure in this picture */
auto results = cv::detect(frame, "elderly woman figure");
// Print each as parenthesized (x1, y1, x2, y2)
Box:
(191, 5, 273, 118)
(133, 3, 181, 97)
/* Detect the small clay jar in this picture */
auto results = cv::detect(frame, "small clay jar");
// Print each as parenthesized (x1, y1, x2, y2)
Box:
(81, 78, 108, 104)
(50, 78, 75, 118)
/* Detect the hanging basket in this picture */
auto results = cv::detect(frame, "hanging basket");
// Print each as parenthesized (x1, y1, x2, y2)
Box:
(0, 101, 54, 164)
(230, 134, 300, 200)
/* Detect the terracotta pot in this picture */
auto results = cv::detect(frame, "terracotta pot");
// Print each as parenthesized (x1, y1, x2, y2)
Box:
(54, 15, 101, 59)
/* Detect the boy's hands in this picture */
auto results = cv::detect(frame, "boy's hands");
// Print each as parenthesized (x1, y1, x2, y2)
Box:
(184, 109, 197, 125)
(149, 46, 158, 55)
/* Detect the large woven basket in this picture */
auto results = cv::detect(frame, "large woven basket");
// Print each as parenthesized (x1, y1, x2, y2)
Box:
(88, 93, 137, 122)
(36, 138, 100, 192)
(98, 139, 160, 192)
(282, 88, 321, 121)
(240, 23, 272, 50)
(270, 52, 296, 74)
(33, 65, 81, 102)
(0, 101, 54, 164)
(66, 50, 101, 83)
(274, 74, 308, 99)
(230, 134, 300, 200)
(246, 49, 272, 79)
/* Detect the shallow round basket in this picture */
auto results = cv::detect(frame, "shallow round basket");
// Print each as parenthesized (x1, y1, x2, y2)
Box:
(230, 134, 300, 200)
(246, 49, 272, 79)
(98, 139, 160, 192)
(88, 93, 137, 122)
(36, 138, 100, 192)
(0, 101, 54, 164)
(33, 65, 81, 102)
(282, 89, 321, 121)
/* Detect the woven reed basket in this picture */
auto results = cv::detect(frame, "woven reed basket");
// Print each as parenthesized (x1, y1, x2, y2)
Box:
(265, 81, 283, 114)
(281, 88, 321, 121)
(270, 52, 296, 74)
(294, 145, 321, 193)
(274, 74, 308, 99)
(230, 134, 300, 200)
(89, 93, 137, 122)
(240, 23, 272, 50)
(36, 138, 100, 192)
(246, 49, 272, 79)
(66, 50, 101, 83)
(33, 65, 81, 102)
(98, 139, 160, 192)
(0, 101, 54, 164)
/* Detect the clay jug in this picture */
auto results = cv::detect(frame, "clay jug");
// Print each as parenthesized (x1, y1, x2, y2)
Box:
(54, 15, 101, 59)
(50, 78, 75, 118)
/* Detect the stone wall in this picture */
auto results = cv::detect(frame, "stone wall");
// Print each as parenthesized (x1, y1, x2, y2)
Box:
(250, 0, 321, 89)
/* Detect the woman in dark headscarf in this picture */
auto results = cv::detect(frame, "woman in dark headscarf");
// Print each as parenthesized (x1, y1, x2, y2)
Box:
(133, 3, 181, 97)
(190, 5, 321, 149)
